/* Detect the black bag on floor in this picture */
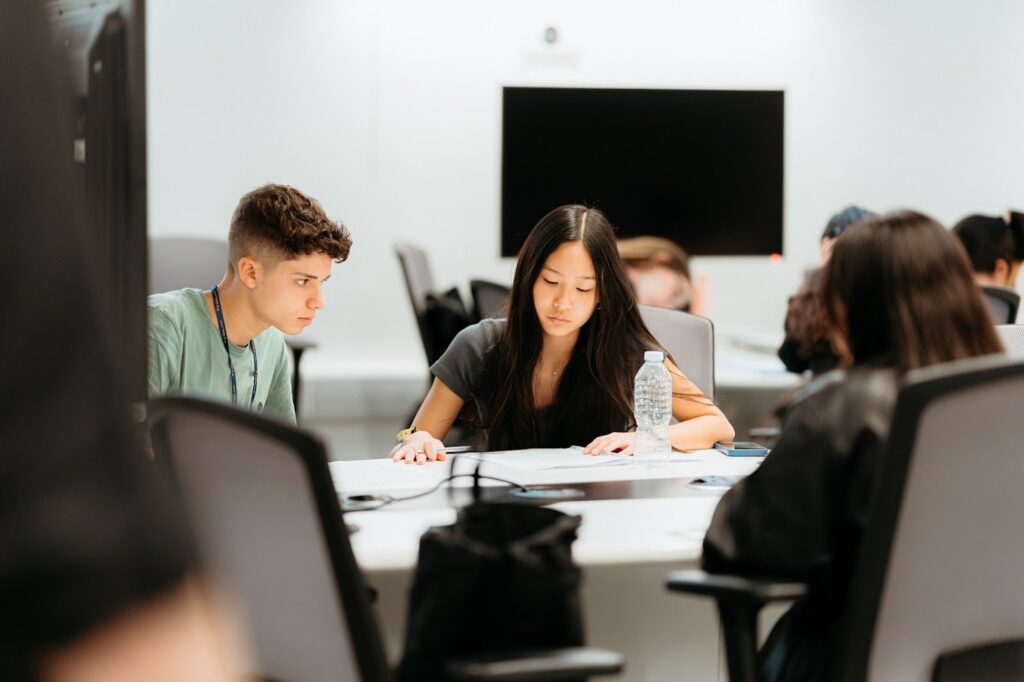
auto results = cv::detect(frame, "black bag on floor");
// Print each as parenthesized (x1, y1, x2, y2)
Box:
(397, 502, 584, 681)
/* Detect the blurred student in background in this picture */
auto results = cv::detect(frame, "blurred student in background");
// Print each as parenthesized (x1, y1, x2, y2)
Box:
(704, 211, 1003, 681)
(952, 212, 1024, 290)
(778, 206, 876, 376)
(617, 235, 706, 314)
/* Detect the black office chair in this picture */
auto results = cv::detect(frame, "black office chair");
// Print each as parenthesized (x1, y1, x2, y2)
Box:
(666, 354, 1024, 682)
(148, 236, 316, 416)
(150, 397, 623, 681)
(470, 279, 511, 320)
(979, 284, 1020, 324)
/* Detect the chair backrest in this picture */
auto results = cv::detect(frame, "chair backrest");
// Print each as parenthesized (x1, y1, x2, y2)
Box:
(149, 397, 390, 682)
(979, 284, 1020, 324)
(638, 305, 714, 400)
(839, 355, 1024, 682)
(149, 236, 229, 294)
(395, 242, 438, 365)
(995, 325, 1024, 357)
(470, 279, 511, 320)
(395, 242, 435, 319)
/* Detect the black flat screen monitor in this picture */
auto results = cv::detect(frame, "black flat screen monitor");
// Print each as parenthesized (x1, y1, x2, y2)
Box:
(501, 87, 784, 257)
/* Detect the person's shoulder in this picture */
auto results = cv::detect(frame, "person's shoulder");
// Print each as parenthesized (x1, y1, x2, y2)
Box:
(785, 364, 899, 436)
(453, 318, 506, 348)
(147, 288, 204, 319)
(147, 288, 207, 333)
(790, 365, 898, 409)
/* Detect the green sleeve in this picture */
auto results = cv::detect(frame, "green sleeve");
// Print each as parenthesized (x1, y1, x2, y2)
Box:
(147, 307, 182, 398)
(264, 338, 297, 424)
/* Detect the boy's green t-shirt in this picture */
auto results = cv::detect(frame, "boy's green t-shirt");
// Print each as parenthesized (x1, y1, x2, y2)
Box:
(148, 288, 296, 423)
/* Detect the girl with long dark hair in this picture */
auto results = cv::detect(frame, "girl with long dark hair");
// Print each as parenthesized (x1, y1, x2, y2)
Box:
(391, 205, 734, 463)
(703, 210, 1004, 681)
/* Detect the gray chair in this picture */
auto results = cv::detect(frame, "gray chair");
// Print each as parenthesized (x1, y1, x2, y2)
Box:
(979, 284, 1020, 324)
(149, 397, 390, 682)
(148, 236, 231, 295)
(639, 304, 715, 401)
(995, 324, 1024, 357)
(148, 236, 315, 415)
(150, 397, 624, 681)
(667, 354, 1024, 681)
(395, 241, 439, 365)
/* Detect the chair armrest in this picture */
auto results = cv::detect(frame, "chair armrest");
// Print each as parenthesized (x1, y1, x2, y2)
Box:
(666, 569, 807, 605)
(666, 570, 807, 682)
(446, 646, 624, 681)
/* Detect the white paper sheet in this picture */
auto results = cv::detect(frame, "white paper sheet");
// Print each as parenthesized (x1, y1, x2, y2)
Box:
(461, 447, 699, 471)
(329, 457, 503, 493)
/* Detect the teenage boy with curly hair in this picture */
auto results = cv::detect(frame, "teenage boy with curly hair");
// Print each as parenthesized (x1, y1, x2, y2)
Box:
(148, 184, 351, 422)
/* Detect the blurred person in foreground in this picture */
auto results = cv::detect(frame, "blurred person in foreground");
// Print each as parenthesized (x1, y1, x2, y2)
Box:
(1, 1, 242, 679)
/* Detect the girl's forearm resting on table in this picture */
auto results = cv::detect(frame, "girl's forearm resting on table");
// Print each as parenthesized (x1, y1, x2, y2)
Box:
(668, 414, 735, 451)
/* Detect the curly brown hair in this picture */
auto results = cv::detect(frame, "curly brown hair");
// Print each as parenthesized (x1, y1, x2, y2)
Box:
(228, 184, 351, 271)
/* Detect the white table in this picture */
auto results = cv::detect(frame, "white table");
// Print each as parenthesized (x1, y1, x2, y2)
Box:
(331, 449, 764, 680)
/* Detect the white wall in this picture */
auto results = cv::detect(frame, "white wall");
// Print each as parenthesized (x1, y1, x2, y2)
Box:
(148, 0, 1024, 381)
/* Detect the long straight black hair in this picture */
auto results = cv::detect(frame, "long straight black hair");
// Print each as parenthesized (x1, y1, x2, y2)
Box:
(479, 205, 673, 450)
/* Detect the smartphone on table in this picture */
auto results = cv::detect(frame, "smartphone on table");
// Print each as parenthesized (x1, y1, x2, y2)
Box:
(714, 441, 769, 457)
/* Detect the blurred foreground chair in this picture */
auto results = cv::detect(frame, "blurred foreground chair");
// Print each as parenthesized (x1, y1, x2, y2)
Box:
(666, 355, 1024, 681)
(151, 397, 624, 681)
(995, 324, 1024, 357)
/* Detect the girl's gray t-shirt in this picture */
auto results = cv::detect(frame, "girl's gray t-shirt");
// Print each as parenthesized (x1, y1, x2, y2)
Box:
(430, 318, 506, 402)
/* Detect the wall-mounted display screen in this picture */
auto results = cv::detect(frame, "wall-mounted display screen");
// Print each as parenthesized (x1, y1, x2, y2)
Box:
(501, 87, 784, 257)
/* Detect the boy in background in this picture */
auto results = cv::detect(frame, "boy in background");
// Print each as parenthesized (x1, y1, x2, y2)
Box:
(148, 184, 351, 422)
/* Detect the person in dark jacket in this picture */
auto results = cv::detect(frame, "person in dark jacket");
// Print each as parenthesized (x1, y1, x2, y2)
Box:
(704, 210, 1004, 681)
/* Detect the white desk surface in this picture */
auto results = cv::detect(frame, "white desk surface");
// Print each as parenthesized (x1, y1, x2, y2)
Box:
(715, 339, 801, 390)
(331, 449, 762, 571)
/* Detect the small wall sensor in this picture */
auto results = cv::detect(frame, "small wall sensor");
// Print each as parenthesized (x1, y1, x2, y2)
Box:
(544, 26, 558, 44)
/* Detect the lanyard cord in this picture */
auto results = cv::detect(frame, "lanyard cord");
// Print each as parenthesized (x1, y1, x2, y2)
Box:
(211, 285, 258, 410)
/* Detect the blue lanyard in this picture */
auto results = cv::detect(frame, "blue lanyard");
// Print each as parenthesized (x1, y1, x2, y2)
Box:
(211, 285, 258, 410)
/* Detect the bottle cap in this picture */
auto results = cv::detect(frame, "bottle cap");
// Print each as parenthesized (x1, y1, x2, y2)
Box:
(644, 350, 665, 363)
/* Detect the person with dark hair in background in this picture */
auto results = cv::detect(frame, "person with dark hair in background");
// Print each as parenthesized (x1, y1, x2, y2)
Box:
(617, 235, 705, 314)
(704, 211, 1003, 681)
(777, 205, 876, 376)
(390, 205, 734, 463)
(148, 184, 352, 423)
(952, 212, 1024, 290)
(1, 0, 242, 680)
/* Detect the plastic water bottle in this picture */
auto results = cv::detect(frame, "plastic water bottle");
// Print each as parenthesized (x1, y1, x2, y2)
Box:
(634, 350, 672, 467)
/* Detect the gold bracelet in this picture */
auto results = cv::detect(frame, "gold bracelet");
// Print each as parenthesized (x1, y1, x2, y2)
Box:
(395, 426, 418, 443)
